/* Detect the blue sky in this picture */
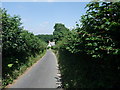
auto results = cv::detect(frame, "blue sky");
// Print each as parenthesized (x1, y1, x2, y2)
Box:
(2, 2, 89, 35)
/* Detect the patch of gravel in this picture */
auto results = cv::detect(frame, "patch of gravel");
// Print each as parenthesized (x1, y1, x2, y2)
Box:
(55, 64, 63, 89)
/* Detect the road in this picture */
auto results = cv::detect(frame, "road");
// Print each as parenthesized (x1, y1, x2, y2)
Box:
(9, 50, 58, 88)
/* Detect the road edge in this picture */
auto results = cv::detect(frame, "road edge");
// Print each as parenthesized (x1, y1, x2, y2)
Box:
(5, 50, 47, 89)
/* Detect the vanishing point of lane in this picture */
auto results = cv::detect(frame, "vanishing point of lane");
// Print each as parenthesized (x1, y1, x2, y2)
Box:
(9, 50, 58, 88)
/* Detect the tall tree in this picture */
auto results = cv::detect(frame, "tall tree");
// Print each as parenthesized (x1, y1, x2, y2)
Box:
(53, 23, 69, 42)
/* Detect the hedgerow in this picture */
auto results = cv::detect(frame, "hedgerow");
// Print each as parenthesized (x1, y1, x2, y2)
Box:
(55, 2, 120, 88)
(1, 8, 47, 87)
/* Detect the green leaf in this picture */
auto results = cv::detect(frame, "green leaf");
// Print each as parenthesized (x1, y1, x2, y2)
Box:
(92, 55, 97, 58)
(8, 64, 13, 68)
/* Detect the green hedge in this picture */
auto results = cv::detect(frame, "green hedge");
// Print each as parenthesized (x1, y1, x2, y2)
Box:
(55, 2, 120, 88)
(1, 8, 47, 87)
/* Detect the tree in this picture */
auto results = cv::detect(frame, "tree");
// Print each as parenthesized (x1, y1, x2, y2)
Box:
(53, 23, 69, 42)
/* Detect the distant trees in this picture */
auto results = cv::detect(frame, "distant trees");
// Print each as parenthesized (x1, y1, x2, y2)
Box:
(53, 23, 69, 42)
(36, 34, 54, 43)
(36, 23, 69, 43)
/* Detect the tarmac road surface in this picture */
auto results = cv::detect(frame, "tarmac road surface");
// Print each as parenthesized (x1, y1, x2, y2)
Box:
(9, 50, 58, 88)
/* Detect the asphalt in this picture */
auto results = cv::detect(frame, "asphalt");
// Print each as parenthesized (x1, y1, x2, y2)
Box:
(9, 49, 58, 88)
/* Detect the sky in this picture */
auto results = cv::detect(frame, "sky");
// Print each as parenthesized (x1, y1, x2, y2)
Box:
(2, 2, 89, 35)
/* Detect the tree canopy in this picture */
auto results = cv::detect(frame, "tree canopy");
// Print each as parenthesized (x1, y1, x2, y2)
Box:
(53, 23, 69, 42)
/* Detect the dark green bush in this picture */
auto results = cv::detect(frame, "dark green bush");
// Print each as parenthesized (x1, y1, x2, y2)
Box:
(55, 2, 120, 88)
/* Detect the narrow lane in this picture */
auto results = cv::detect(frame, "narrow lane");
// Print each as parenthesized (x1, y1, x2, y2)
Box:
(10, 50, 58, 88)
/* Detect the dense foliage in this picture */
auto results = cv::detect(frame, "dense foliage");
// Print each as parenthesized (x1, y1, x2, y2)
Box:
(53, 23, 69, 42)
(36, 34, 54, 43)
(54, 2, 120, 88)
(1, 8, 47, 87)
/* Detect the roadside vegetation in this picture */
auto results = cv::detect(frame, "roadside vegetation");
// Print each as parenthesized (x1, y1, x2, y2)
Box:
(52, 2, 120, 88)
(1, 8, 47, 88)
(1, 1, 120, 88)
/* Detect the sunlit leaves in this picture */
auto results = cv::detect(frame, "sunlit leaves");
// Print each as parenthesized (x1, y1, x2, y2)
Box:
(8, 64, 13, 68)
